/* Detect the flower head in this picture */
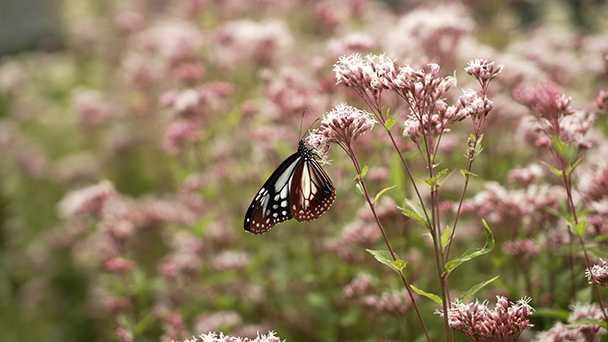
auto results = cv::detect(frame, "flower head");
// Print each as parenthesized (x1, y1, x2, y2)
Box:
(333, 53, 377, 90)
(465, 59, 504, 90)
(595, 89, 608, 112)
(586, 259, 608, 290)
(440, 296, 534, 342)
(198, 331, 283, 342)
(308, 103, 377, 156)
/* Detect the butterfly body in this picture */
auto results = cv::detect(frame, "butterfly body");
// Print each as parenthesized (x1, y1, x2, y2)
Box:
(244, 140, 336, 234)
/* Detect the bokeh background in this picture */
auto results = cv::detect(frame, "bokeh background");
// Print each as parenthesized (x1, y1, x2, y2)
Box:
(1, 0, 608, 341)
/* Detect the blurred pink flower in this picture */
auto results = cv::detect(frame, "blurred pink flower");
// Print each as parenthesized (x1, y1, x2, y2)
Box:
(362, 288, 413, 316)
(508, 164, 544, 187)
(132, 19, 204, 63)
(339, 220, 382, 248)
(194, 311, 243, 335)
(536, 303, 608, 342)
(515, 81, 594, 150)
(383, 3, 474, 65)
(175, 62, 206, 83)
(326, 32, 376, 60)
(72, 89, 112, 127)
(53, 152, 101, 185)
(163, 119, 202, 154)
(343, 273, 372, 298)
(502, 239, 540, 261)
(0, 61, 25, 96)
(214, 19, 293, 68)
(212, 250, 250, 271)
(103, 296, 132, 316)
(113, 10, 145, 35)
(105, 257, 136, 274)
(116, 327, 133, 342)
(161, 311, 186, 342)
(462, 182, 560, 232)
(596, 90, 608, 112)
(59, 180, 117, 218)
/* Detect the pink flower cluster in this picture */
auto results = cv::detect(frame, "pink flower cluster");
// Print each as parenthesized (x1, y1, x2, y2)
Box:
(333, 53, 501, 147)
(585, 259, 608, 290)
(514, 81, 593, 149)
(194, 331, 283, 342)
(502, 239, 541, 261)
(308, 102, 377, 158)
(534, 303, 607, 342)
(442, 296, 534, 342)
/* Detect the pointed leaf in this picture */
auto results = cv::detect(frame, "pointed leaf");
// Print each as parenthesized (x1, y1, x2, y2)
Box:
(358, 164, 369, 179)
(355, 182, 364, 197)
(437, 169, 456, 189)
(472, 134, 484, 160)
(445, 220, 494, 276)
(384, 116, 396, 130)
(374, 185, 396, 204)
(134, 312, 156, 335)
(410, 285, 442, 306)
(441, 225, 452, 251)
(572, 218, 587, 238)
(458, 275, 499, 302)
(399, 198, 431, 230)
(424, 168, 448, 188)
(566, 154, 585, 176)
(366, 249, 404, 274)
(460, 169, 478, 178)
(541, 161, 564, 178)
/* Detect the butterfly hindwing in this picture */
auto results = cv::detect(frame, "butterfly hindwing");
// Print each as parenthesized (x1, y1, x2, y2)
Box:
(244, 140, 335, 235)
(290, 156, 336, 222)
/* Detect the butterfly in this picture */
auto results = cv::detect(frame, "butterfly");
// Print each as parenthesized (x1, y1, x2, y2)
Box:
(244, 140, 336, 234)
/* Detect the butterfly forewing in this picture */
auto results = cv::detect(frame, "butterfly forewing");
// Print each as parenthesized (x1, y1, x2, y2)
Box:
(244, 140, 335, 235)
(244, 153, 299, 234)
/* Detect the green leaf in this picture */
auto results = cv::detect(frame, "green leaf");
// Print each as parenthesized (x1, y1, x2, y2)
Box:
(566, 155, 585, 176)
(389, 259, 408, 273)
(550, 136, 578, 163)
(532, 308, 571, 321)
(445, 220, 494, 276)
(441, 225, 452, 251)
(572, 218, 587, 238)
(541, 161, 564, 178)
(134, 312, 156, 335)
(399, 198, 431, 230)
(437, 169, 456, 189)
(424, 168, 448, 189)
(374, 185, 396, 204)
(567, 318, 608, 330)
(355, 183, 364, 197)
(358, 164, 369, 179)
(384, 116, 396, 130)
(460, 169, 478, 178)
(410, 285, 442, 306)
(389, 153, 405, 206)
(472, 134, 484, 160)
(457, 275, 499, 302)
(365, 249, 404, 274)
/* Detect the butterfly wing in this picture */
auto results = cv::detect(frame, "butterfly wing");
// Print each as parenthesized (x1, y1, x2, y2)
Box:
(244, 152, 301, 234)
(289, 158, 336, 222)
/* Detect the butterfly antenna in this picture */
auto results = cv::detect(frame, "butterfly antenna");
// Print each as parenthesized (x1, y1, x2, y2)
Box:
(298, 110, 307, 140)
